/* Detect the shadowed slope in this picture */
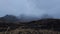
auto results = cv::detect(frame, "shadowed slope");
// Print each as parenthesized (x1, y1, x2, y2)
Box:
(0, 18, 60, 32)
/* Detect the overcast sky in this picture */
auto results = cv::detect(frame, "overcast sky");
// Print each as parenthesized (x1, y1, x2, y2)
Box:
(0, 0, 60, 18)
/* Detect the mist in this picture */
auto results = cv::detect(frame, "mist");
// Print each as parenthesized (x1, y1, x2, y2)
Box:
(0, 0, 60, 21)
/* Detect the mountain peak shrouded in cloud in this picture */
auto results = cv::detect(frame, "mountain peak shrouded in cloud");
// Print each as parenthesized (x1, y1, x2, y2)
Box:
(0, 14, 53, 22)
(0, 0, 60, 19)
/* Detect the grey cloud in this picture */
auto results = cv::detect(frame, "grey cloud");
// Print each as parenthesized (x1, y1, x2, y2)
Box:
(0, 0, 60, 19)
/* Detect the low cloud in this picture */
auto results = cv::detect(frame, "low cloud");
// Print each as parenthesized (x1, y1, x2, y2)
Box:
(0, 0, 60, 19)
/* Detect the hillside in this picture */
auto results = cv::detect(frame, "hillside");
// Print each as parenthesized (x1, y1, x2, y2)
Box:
(0, 18, 60, 32)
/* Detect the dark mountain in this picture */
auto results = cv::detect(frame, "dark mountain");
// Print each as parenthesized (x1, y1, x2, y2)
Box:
(0, 15, 60, 32)
(0, 15, 19, 23)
